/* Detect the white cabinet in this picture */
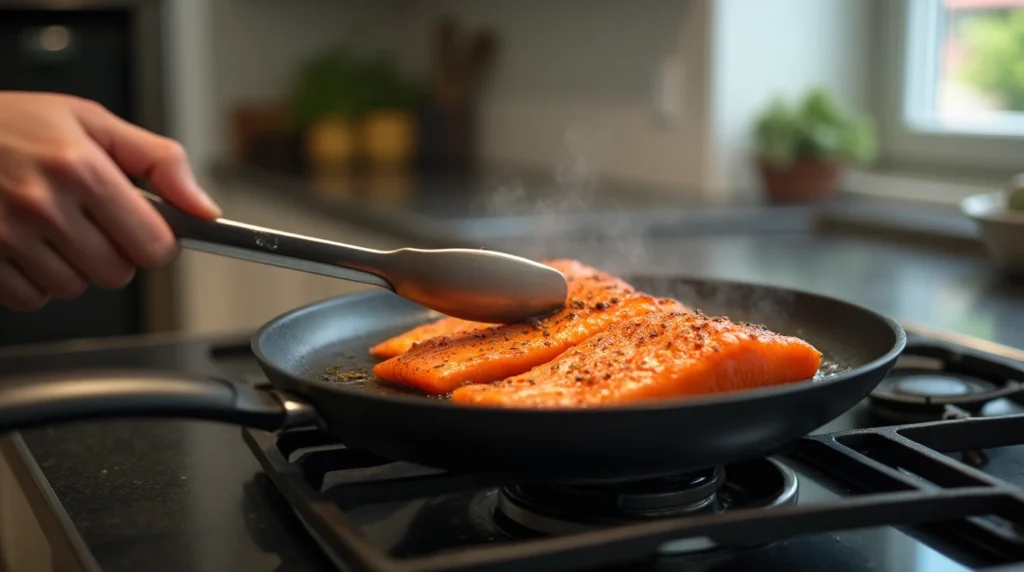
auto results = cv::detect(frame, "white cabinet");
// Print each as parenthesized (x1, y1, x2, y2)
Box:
(175, 182, 408, 335)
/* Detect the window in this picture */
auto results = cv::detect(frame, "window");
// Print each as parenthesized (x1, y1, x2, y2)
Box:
(877, 0, 1024, 175)
(905, 0, 1024, 136)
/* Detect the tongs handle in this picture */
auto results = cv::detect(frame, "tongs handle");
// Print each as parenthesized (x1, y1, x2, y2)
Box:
(145, 193, 393, 289)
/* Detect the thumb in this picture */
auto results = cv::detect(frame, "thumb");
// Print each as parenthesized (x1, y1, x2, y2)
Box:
(74, 101, 221, 219)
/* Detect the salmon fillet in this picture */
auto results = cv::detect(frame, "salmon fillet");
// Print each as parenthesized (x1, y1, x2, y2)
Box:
(368, 258, 603, 360)
(451, 311, 822, 408)
(372, 261, 692, 394)
(369, 316, 493, 360)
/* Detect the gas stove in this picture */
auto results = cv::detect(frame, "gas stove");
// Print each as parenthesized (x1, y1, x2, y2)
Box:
(1, 321, 1022, 572)
(234, 322, 1024, 572)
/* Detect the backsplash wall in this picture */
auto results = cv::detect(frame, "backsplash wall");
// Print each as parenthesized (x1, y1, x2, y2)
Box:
(208, 0, 404, 159)
(393, 0, 708, 194)
(166, 0, 873, 200)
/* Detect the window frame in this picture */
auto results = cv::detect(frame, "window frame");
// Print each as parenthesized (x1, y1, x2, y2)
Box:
(875, 0, 1024, 177)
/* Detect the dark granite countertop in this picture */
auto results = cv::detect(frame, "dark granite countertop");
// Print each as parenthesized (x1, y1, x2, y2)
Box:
(2, 167, 1020, 572)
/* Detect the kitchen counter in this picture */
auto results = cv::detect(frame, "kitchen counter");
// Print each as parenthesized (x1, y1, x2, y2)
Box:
(2, 170, 1021, 571)
(208, 163, 981, 247)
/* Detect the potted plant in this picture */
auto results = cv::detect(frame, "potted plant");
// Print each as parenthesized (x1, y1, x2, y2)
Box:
(356, 56, 429, 170)
(291, 50, 428, 174)
(753, 88, 877, 203)
(291, 50, 370, 173)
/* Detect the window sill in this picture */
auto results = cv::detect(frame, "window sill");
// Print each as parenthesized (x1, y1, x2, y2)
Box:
(844, 168, 1006, 207)
(820, 171, 992, 255)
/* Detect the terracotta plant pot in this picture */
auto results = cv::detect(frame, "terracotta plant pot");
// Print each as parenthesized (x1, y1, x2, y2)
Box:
(360, 110, 418, 169)
(304, 116, 358, 172)
(757, 158, 846, 204)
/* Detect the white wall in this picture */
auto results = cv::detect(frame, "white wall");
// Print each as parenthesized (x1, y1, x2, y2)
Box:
(392, 0, 716, 195)
(389, 0, 874, 200)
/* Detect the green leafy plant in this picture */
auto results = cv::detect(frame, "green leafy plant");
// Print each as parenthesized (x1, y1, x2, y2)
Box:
(290, 51, 367, 127)
(290, 48, 429, 129)
(357, 55, 430, 112)
(754, 88, 877, 167)
(958, 9, 1024, 112)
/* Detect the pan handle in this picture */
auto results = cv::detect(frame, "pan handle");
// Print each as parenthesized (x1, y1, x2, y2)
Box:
(0, 370, 317, 434)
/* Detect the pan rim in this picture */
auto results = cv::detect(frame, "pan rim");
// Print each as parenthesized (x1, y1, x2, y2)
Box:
(251, 275, 907, 415)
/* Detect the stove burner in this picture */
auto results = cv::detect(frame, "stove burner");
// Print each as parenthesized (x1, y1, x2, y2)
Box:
(888, 372, 998, 397)
(868, 342, 1024, 426)
(496, 459, 797, 539)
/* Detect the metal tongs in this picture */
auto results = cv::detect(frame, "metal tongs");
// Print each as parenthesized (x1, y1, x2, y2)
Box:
(146, 194, 568, 323)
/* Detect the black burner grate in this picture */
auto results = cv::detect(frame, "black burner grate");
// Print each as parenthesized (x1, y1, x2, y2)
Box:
(868, 338, 1024, 424)
(243, 411, 1024, 572)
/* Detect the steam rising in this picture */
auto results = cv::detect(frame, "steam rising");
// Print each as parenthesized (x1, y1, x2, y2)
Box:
(476, 127, 652, 277)
(476, 128, 845, 376)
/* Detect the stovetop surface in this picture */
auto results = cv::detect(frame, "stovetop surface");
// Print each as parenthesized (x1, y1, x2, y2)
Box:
(0, 326, 1022, 572)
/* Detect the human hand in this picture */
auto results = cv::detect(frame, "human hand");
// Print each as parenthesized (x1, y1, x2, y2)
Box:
(0, 91, 221, 311)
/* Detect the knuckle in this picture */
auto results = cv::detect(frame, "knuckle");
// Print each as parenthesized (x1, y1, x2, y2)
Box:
(70, 96, 107, 116)
(43, 143, 87, 174)
(10, 183, 66, 234)
(159, 139, 187, 163)
(84, 99, 107, 115)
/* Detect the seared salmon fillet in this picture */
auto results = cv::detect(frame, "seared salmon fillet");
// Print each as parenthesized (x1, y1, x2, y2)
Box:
(368, 258, 605, 360)
(369, 316, 493, 360)
(372, 261, 692, 394)
(451, 311, 822, 408)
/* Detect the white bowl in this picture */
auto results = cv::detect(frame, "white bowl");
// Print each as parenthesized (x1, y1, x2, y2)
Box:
(960, 191, 1024, 276)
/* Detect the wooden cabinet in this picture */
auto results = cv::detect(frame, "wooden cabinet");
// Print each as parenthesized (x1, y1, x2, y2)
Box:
(174, 183, 408, 335)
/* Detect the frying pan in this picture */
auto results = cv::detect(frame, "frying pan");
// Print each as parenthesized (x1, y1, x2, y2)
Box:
(0, 276, 905, 481)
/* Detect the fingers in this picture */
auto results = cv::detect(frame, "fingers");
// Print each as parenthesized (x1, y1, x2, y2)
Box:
(0, 209, 87, 303)
(54, 205, 137, 289)
(73, 100, 221, 219)
(3, 174, 136, 296)
(69, 143, 180, 268)
(32, 241, 88, 300)
(0, 259, 48, 312)
(9, 239, 86, 300)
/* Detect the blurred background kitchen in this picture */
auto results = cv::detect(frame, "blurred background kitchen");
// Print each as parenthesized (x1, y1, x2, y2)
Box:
(1, 0, 1022, 347)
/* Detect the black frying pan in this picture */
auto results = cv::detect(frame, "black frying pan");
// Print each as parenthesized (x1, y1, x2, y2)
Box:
(0, 276, 905, 481)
